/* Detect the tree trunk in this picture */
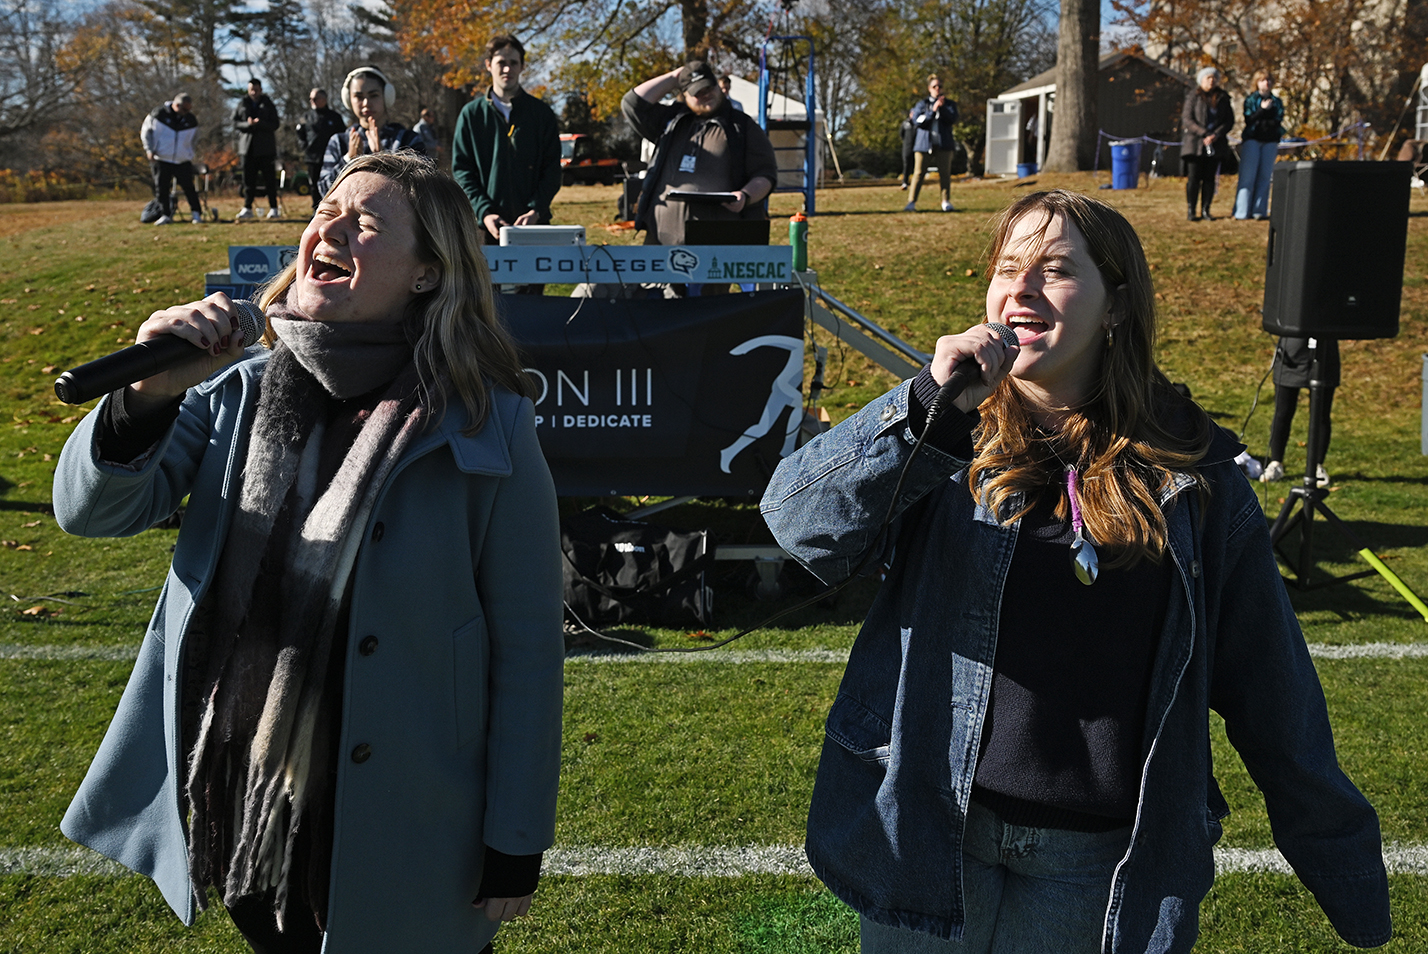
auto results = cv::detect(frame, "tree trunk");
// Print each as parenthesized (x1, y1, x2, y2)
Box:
(681, 0, 709, 58)
(1042, 0, 1098, 171)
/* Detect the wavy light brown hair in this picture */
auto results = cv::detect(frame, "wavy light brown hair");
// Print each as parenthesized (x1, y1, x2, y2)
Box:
(257, 152, 533, 432)
(968, 190, 1212, 567)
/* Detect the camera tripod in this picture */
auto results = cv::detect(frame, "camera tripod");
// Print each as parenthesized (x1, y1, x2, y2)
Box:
(1266, 339, 1428, 619)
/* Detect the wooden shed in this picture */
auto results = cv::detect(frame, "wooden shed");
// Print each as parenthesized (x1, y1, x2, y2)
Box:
(985, 50, 1192, 175)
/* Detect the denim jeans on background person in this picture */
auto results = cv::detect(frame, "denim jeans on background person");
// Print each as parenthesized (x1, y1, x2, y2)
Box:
(858, 801, 1129, 954)
(1234, 139, 1279, 219)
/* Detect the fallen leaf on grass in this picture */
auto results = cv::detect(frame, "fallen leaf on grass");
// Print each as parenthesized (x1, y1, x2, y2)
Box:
(582, 732, 599, 744)
(41, 365, 56, 373)
(21, 520, 40, 528)
(28, 326, 43, 334)
(964, 268, 976, 277)
(685, 630, 713, 641)
(21, 605, 56, 616)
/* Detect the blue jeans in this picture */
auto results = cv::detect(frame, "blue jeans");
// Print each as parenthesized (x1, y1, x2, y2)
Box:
(1234, 139, 1279, 219)
(858, 801, 1131, 954)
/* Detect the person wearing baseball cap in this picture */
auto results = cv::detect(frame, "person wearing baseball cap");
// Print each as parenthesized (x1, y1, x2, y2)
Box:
(622, 60, 778, 263)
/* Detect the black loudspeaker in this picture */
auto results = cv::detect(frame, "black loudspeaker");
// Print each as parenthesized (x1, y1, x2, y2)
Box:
(1261, 161, 1411, 339)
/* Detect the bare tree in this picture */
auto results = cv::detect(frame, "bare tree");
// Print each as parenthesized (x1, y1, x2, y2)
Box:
(0, 0, 83, 141)
(1043, 0, 1099, 170)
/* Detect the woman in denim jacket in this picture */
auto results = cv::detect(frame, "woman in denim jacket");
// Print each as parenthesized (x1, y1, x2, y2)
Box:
(761, 190, 1390, 954)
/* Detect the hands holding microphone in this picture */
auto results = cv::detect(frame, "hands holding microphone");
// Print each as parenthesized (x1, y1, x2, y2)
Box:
(925, 321, 1021, 420)
(54, 293, 261, 406)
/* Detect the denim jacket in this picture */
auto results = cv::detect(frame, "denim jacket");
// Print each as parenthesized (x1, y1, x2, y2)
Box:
(760, 381, 1390, 953)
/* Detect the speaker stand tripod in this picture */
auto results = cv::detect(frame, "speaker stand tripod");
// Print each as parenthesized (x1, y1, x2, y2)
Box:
(1266, 340, 1428, 619)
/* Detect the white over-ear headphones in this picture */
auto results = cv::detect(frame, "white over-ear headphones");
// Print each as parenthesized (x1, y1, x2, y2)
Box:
(342, 65, 396, 112)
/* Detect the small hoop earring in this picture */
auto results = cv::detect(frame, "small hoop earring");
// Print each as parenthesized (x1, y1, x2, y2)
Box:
(1105, 325, 1114, 348)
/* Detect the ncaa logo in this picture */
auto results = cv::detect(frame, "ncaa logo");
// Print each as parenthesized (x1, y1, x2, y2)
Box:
(233, 247, 270, 281)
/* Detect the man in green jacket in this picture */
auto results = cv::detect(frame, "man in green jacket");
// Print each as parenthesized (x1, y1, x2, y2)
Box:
(452, 35, 562, 243)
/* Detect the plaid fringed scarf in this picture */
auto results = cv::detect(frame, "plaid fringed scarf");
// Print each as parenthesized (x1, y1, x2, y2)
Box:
(185, 316, 424, 931)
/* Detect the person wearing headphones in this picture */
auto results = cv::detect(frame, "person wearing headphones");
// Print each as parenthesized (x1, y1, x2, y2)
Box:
(318, 66, 427, 198)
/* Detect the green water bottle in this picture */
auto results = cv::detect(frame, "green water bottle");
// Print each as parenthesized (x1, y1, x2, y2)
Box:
(789, 212, 808, 272)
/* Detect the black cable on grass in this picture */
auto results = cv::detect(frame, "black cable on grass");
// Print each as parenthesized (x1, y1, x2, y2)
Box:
(569, 387, 957, 654)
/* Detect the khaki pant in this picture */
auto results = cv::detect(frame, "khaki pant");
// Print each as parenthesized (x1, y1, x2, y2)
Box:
(910, 149, 953, 206)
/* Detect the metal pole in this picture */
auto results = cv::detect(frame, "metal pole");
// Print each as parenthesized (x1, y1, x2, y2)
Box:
(1422, 353, 1428, 455)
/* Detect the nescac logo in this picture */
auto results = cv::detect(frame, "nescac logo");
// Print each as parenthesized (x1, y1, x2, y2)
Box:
(668, 248, 699, 276)
(233, 247, 270, 280)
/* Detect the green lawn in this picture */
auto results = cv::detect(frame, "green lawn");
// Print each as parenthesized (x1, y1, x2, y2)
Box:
(2, 177, 1426, 951)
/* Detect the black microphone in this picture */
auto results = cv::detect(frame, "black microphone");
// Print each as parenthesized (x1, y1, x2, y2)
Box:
(54, 300, 266, 405)
(924, 321, 1019, 425)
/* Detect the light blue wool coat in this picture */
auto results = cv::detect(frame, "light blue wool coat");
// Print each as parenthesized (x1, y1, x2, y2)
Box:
(53, 349, 564, 952)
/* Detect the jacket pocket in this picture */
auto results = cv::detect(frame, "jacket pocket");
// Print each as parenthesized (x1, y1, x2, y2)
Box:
(824, 693, 891, 766)
(452, 614, 488, 749)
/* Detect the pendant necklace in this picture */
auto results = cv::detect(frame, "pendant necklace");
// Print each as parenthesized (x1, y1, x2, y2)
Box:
(1066, 466, 1099, 585)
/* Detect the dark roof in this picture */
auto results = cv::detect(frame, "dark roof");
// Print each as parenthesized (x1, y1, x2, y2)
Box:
(998, 49, 1192, 97)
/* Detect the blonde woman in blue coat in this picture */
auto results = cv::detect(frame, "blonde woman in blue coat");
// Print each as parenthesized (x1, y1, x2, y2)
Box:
(54, 152, 563, 954)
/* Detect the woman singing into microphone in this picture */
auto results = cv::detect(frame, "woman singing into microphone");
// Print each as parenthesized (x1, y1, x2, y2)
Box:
(54, 152, 563, 954)
(761, 190, 1390, 953)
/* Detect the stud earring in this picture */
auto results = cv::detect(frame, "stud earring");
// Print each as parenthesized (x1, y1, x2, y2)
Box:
(415, 283, 422, 291)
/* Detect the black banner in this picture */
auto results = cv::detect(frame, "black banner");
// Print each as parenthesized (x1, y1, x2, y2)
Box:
(500, 290, 806, 497)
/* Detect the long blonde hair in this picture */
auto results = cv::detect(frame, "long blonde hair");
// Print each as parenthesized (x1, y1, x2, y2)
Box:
(968, 190, 1211, 566)
(257, 152, 533, 432)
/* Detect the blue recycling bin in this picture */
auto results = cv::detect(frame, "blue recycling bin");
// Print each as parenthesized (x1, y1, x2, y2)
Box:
(1110, 140, 1142, 189)
(1016, 162, 1037, 178)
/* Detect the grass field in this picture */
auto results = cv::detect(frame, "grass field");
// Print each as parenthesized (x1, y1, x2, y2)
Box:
(2, 173, 1427, 952)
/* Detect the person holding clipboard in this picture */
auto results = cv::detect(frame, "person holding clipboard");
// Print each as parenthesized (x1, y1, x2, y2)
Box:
(622, 60, 779, 275)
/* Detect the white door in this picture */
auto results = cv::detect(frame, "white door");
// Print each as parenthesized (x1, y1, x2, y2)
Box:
(985, 99, 1021, 174)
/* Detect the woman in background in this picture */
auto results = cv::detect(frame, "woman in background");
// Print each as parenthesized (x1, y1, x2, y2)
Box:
(1234, 70, 1286, 221)
(1181, 67, 1233, 220)
(762, 189, 1390, 953)
(55, 152, 563, 954)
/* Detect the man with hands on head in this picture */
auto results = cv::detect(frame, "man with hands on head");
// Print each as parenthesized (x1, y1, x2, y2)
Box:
(451, 34, 562, 244)
(622, 60, 778, 250)
(317, 65, 427, 198)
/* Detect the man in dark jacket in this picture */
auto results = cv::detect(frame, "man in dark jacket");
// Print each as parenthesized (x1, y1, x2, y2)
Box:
(295, 88, 345, 210)
(233, 78, 281, 220)
(451, 35, 562, 243)
(622, 60, 778, 248)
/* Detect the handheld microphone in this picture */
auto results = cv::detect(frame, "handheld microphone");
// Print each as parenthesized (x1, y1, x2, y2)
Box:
(925, 321, 1020, 425)
(54, 300, 266, 405)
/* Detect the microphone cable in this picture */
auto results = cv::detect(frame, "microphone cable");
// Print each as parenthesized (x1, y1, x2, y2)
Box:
(568, 322, 1018, 654)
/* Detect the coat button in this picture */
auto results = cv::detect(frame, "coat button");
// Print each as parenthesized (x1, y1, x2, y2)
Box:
(359, 635, 379, 656)
(351, 743, 372, 763)
(371, 522, 384, 542)
(880, 404, 896, 421)
(1190, 560, 1202, 578)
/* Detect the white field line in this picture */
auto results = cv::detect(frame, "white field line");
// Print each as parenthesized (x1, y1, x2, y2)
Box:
(7, 643, 1426, 665)
(4, 844, 1426, 879)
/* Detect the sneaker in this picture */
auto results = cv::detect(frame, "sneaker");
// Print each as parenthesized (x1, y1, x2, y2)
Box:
(1259, 460, 1285, 483)
(153, 214, 173, 226)
(903, 201, 917, 213)
(1316, 464, 1330, 488)
(235, 207, 255, 221)
(941, 200, 955, 212)
(266, 208, 281, 219)
(898, 181, 908, 190)
(191, 211, 203, 224)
